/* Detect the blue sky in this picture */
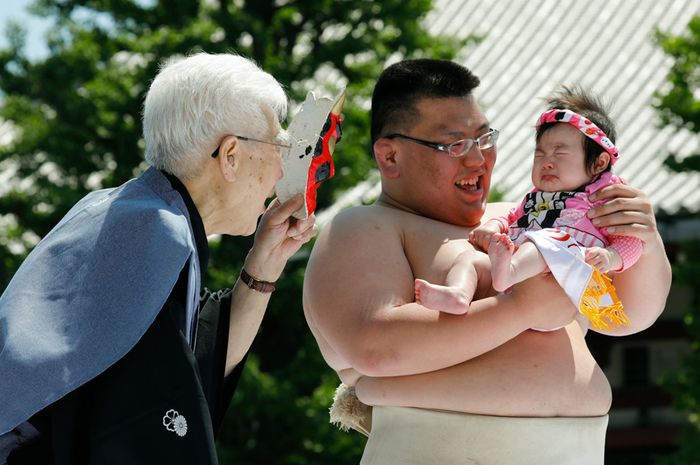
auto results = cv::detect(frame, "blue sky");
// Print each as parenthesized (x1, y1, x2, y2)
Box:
(0, 0, 158, 60)
(0, 0, 51, 60)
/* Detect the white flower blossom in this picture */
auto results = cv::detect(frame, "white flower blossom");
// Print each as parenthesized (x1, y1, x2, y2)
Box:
(173, 415, 188, 437)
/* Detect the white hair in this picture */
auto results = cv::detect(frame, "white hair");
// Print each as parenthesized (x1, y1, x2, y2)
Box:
(143, 52, 287, 179)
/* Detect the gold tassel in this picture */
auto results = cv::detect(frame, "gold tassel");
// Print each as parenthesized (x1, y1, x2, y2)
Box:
(578, 268, 630, 331)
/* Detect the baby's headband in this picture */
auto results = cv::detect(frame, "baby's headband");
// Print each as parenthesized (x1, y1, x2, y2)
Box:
(536, 109, 619, 164)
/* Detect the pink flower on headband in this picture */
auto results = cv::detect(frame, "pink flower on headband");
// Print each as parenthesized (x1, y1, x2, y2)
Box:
(537, 109, 619, 164)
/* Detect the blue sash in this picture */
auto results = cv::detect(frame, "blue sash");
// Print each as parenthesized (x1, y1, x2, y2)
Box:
(0, 168, 200, 434)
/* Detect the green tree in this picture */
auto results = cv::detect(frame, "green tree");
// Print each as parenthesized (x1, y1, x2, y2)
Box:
(653, 14, 700, 465)
(0, 1, 474, 463)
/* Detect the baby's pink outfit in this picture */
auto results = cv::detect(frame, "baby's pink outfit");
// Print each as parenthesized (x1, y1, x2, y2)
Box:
(495, 172, 643, 271)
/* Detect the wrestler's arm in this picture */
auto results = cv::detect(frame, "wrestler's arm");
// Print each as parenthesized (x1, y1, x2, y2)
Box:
(354, 323, 612, 417)
(303, 206, 576, 378)
(586, 184, 671, 336)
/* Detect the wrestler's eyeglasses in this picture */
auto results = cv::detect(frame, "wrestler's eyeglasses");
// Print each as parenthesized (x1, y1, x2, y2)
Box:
(211, 136, 292, 158)
(383, 128, 499, 158)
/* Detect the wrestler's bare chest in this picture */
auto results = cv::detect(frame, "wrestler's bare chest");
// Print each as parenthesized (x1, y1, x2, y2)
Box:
(398, 212, 498, 299)
(404, 220, 469, 273)
(353, 209, 613, 415)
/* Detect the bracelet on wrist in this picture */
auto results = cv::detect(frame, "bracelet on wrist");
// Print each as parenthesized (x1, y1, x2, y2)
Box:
(240, 268, 276, 293)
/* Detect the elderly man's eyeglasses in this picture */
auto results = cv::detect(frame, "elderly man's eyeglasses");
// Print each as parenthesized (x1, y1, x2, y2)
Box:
(211, 135, 292, 158)
(383, 128, 499, 158)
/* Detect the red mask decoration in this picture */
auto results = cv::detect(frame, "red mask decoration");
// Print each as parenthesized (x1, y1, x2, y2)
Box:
(305, 111, 342, 215)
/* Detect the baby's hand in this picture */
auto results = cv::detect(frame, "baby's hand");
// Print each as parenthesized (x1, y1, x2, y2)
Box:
(469, 220, 503, 252)
(585, 247, 622, 273)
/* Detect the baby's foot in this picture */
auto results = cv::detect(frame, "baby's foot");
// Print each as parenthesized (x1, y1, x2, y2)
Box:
(415, 279, 470, 314)
(489, 233, 516, 292)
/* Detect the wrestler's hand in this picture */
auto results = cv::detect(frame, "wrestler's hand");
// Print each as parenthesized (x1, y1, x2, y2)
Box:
(512, 274, 578, 330)
(468, 219, 503, 252)
(245, 195, 318, 281)
(585, 247, 621, 273)
(587, 184, 659, 251)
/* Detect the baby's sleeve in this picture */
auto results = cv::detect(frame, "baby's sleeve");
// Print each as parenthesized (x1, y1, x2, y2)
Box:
(608, 235, 644, 272)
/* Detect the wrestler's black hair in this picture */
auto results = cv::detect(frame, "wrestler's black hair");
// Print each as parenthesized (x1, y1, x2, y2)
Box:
(370, 59, 481, 146)
(537, 85, 617, 176)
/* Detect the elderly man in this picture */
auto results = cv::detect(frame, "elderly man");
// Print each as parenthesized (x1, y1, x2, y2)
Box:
(0, 52, 316, 464)
(303, 59, 671, 464)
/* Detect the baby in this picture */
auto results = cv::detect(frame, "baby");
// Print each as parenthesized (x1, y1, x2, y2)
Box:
(415, 86, 643, 319)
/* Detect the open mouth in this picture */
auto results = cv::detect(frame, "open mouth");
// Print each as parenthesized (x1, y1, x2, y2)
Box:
(455, 176, 481, 192)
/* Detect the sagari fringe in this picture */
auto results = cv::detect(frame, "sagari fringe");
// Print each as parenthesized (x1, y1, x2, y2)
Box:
(579, 268, 630, 331)
(329, 383, 372, 437)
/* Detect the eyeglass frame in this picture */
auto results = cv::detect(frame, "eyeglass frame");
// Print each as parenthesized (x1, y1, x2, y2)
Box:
(382, 128, 499, 158)
(211, 135, 292, 158)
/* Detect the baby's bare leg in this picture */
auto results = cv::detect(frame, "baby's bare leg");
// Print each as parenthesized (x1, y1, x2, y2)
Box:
(490, 234, 548, 292)
(415, 251, 490, 314)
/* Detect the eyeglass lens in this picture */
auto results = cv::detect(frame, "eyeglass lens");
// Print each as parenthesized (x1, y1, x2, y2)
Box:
(448, 130, 498, 157)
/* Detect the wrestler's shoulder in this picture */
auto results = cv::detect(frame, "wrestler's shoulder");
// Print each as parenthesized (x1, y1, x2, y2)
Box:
(328, 202, 518, 232)
(483, 201, 517, 220)
(328, 204, 406, 232)
(315, 205, 411, 255)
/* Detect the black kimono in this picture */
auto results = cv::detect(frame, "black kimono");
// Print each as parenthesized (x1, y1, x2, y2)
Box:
(2, 173, 245, 464)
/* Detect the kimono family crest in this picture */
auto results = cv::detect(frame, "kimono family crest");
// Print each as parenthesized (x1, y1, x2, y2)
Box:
(163, 409, 188, 437)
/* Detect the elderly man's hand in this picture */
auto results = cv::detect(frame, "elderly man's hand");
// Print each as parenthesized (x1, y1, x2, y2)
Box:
(244, 195, 318, 282)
